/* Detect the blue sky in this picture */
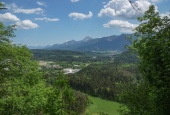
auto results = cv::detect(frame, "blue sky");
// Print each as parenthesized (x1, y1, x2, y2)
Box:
(0, 0, 170, 46)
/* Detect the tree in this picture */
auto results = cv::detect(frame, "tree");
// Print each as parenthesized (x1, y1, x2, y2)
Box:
(0, 3, 76, 114)
(0, 22, 51, 114)
(124, 5, 170, 114)
(45, 73, 75, 115)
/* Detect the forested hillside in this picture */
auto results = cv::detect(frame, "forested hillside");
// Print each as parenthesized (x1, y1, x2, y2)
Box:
(31, 49, 112, 62)
(68, 51, 140, 101)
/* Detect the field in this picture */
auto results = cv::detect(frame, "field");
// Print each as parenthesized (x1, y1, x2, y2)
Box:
(84, 95, 121, 115)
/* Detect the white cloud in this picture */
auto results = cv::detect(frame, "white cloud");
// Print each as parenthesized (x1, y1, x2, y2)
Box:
(35, 17, 60, 22)
(0, 12, 20, 22)
(160, 12, 170, 18)
(7, 3, 44, 14)
(98, 0, 152, 19)
(68, 11, 93, 20)
(98, 7, 116, 17)
(103, 20, 138, 33)
(14, 8, 43, 14)
(71, 0, 79, 3)
(16, 20, 39, 29)
(37, 1, 47, 7)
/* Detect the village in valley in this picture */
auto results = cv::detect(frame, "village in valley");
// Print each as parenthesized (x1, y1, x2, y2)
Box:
(39, 61, 81, 74)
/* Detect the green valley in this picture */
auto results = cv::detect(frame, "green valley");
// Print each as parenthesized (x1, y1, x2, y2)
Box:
(1, 2, 169, 115)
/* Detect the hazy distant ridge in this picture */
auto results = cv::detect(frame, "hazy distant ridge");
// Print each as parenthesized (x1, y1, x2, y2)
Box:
(31, 34, 130, 51)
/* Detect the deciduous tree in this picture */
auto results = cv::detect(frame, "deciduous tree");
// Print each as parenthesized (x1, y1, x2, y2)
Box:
(123, 5, 170, 114)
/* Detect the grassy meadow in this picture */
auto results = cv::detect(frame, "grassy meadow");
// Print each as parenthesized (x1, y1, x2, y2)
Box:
(84, 95, 122, 115)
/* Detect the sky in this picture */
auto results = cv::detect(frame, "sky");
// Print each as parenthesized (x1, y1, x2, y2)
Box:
(0, 0, 170, 46)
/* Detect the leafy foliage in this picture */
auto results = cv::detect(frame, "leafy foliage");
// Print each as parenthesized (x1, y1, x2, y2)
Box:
(0, 4, 80, 114)
(121, 5, 170, 115)
(42, 68, 89, 114)
(0, 22, 50, 114)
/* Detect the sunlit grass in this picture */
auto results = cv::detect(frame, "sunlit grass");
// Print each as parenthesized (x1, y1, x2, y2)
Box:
(84, 95, 121, 115)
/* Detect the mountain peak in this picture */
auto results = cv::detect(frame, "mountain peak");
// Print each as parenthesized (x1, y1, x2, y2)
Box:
(63, 40, 76, 45)
(82, 36, 93, 42)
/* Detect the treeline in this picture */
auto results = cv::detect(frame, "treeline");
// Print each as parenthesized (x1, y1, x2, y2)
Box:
(31, 49, 85, 62)
(31, 49, 111, 62)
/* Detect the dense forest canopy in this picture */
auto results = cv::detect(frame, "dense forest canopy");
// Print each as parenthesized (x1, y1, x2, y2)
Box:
(68, 51, 139, 101)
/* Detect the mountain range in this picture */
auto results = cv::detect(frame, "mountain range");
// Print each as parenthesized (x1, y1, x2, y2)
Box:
(47, 34, 130, 51)
(29, 34, 131, 51)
